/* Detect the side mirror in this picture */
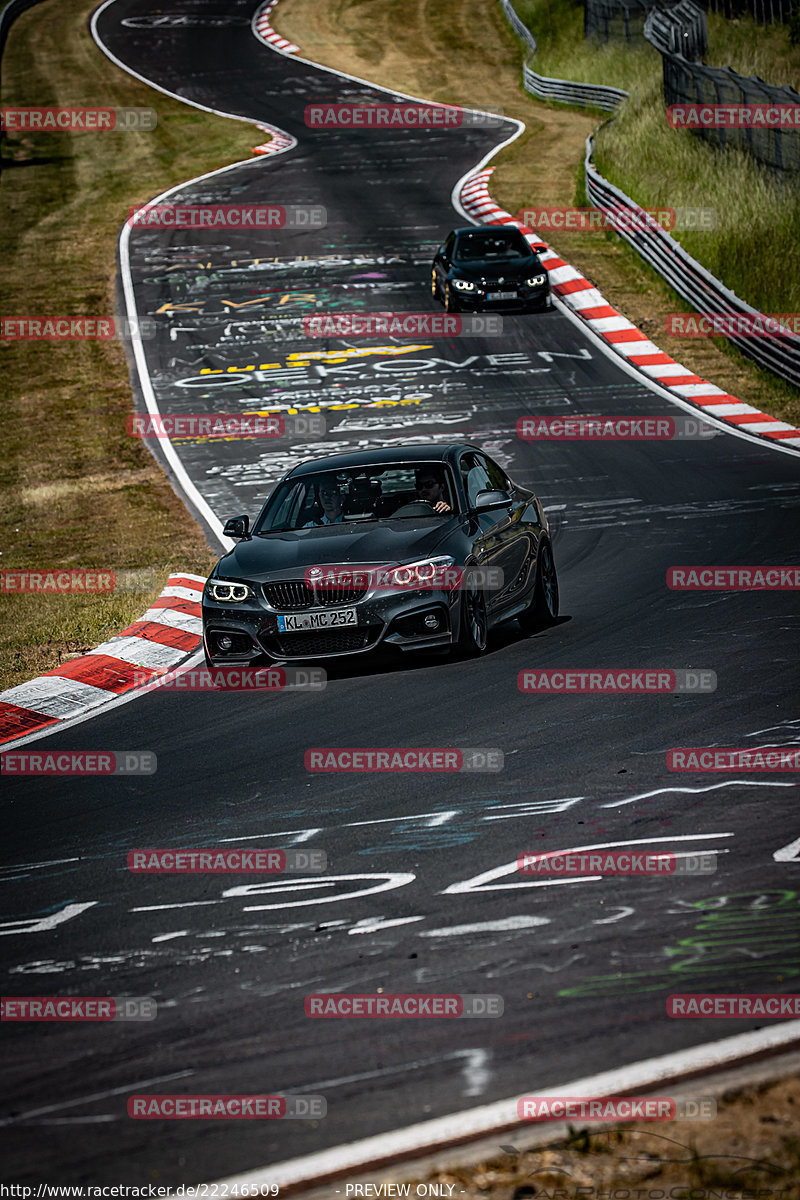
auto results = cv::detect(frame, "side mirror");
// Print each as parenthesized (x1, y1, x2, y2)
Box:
(473, 489, 512, 513)
(223, 514, 250, 540)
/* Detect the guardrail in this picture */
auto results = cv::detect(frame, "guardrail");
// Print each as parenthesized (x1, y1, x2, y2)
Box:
(584, 133, 800, 388)
(500, 0, 628, 110)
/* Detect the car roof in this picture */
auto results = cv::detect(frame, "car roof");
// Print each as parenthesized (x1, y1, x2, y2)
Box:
(453, 227, 523, 237)
(288, 442, 479, 477)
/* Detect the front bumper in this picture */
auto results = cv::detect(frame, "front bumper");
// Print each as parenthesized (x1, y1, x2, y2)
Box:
(448, 280, 550, 311)
(203, 587, 459, 664)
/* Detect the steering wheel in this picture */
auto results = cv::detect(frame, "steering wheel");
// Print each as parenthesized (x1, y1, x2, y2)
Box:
(392, 500, 438, 518)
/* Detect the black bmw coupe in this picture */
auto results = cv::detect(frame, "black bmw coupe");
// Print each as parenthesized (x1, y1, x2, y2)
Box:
(202, 443, 558, 666)
(431, 226, 551, 313)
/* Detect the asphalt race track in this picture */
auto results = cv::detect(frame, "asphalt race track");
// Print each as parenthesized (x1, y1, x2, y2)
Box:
(3, 0, 800, 1185)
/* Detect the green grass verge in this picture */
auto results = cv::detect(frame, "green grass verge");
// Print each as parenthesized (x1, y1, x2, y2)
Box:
(0, 0, 260, 692)
(508, 0, 800, 390)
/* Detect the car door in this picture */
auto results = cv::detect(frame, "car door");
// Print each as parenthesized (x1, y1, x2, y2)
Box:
(461, 451, 536, 612)
(458, 451, 513, 614)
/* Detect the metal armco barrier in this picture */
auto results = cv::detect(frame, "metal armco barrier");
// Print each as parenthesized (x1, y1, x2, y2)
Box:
(584, 134, 800, 388)
(500, 0, 628, 110)
(522, 63, 629, 110)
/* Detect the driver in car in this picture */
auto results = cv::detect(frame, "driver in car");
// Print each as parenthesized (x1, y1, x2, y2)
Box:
(415, 467, 452, 515)
(303, 479, 345, 526)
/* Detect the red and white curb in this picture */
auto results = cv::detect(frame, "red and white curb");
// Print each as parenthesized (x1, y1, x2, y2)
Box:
(0, 573, 205, 746)
(250, 2, 299, 155)
(252, 0, 299, 56)
(460, 168, 800, 450)
(253, 127, 295, 156)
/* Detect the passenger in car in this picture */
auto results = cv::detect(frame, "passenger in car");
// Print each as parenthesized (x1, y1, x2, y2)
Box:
(303, 479, 345, 526)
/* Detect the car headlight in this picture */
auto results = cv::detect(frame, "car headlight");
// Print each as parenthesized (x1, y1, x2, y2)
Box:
(452, 279, 477, 292)
(526, 273, 547, 287)
(206, 579, 254, 603)
(369, 555, 458, 593)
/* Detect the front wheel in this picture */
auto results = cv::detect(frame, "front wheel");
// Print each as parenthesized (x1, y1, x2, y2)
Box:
(519, 540, 559, 633)
(444, 283, 458, 313)
(457, 570, 489, 656)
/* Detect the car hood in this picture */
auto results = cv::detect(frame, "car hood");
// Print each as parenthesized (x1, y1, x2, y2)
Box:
(450, 256, 542, 283)
(217, 520, 457, 582)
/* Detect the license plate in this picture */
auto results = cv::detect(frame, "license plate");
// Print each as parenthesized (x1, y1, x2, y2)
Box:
(277, 608, 357, 632)
(488, 290, 517, 301)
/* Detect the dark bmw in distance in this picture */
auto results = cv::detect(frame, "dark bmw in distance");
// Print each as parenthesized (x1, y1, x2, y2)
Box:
(202, 443, 559, 666)
(431, 226, 551, 313)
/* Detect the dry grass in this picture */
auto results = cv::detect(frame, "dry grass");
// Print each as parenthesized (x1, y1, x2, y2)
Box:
(0, 0, 260, 690)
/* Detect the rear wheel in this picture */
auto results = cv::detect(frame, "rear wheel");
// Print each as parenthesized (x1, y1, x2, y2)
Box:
(519, 540, 559, 633)
(457, 569, 489, 656)
(431, 268, 439, 302)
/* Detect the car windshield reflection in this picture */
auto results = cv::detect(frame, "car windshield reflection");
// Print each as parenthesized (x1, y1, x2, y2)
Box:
(254, 462, 457, 533)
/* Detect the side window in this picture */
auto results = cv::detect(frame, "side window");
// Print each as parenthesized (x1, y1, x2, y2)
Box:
(481, 454, 511, 493)
(460, 453, 493, 508)
(443, 232, 456, 259)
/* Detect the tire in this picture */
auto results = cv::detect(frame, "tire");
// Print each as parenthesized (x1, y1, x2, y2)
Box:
(519, 540, 559, 633)
(457, 568, 489, 656)
(444, 283, 458, 313)
(431, 268, 439, 302)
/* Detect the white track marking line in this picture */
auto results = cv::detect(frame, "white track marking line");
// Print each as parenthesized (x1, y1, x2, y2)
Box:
(443, 833, 733, 893)
(208, 1023, 800, 1189)
(0, 1071, 194, 1128)
(603, 780, 796, 808)
(419, 916, 550, 937)
(774, 835, 800, 862)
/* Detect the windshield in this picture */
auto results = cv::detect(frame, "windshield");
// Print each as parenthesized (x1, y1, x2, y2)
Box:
(255, 462, 457, 533)
(453, 231, 530, 262)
